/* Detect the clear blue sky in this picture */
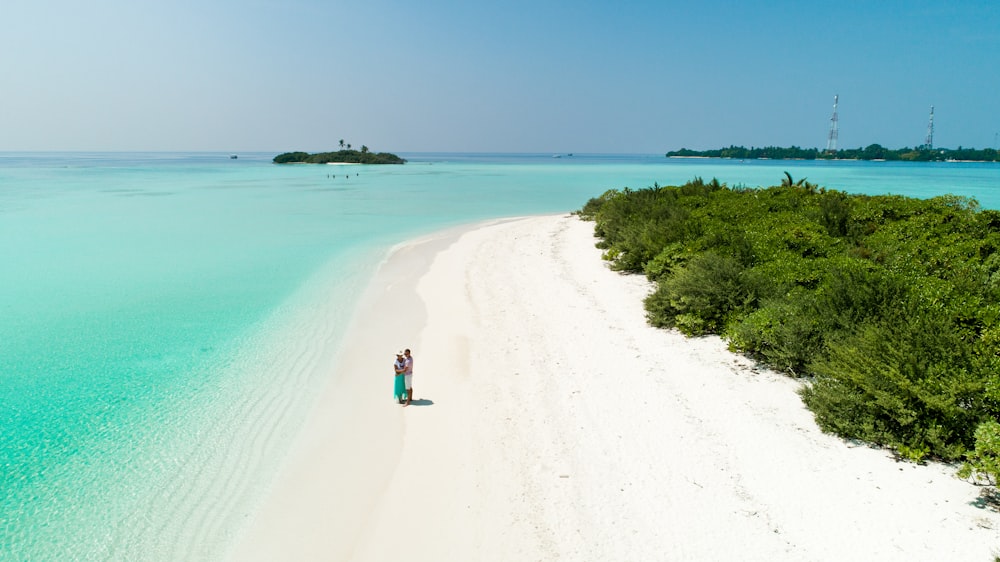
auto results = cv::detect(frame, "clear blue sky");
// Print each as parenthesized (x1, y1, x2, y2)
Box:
(4, 0, 998, 153)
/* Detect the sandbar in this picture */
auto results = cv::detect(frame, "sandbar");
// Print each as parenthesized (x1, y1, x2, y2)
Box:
(227, 214, 1000, 561)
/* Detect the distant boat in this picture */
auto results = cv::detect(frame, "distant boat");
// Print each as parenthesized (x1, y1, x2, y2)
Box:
(552, 154, 562, 158)
(230, 154, 238, 159)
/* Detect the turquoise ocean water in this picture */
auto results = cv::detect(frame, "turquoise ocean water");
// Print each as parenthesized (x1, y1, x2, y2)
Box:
(2, 152, 998, 560)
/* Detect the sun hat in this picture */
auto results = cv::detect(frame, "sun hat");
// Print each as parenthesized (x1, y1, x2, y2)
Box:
(396, 350, 404, 355)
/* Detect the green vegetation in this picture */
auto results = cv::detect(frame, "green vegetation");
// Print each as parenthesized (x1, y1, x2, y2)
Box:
(273, 147, 406, 165)
(958, 421, 1000, 484)
(578, 176, 1000, 470)
(667, 144, 1000, 162)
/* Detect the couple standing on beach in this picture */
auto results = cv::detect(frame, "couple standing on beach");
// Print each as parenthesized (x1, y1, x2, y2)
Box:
(393, 349, 414, 406)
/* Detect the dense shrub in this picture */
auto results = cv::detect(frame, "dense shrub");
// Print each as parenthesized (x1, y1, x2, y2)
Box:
(728, 288, 821, 375)
(802, 308, 983, 460)
(580, 177, 1000, 462)
(646, 252, 757, 335)
(959, 421, 1000, 484)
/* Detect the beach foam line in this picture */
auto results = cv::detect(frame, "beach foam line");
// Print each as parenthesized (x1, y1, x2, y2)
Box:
(229, 214, 1000, 561)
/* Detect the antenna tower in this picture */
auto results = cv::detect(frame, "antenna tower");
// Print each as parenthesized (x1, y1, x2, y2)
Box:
(924, 105, 934, 149)
(826, 94, 839, 152)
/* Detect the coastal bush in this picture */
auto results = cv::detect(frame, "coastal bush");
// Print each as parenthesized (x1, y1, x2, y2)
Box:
(727, 289, 821, 376)
(577, 189, 614, 221)
(580, 176, 1000, 462)
(645, 252, 757, 335)
(817, 190, 852, 237)
(959, 421, 1000, 485)
(801, 307, 981, 460)
(643, 243, 686, 280)
(809, 258, 909, 332)
(586, 184, 693, 274)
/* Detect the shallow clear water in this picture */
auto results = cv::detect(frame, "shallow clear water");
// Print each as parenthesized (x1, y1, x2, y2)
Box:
(1, 152, 998, 559)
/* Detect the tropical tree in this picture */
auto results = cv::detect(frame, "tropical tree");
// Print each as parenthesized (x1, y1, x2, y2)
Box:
(339, 139, 345, 149)
(780, 171, 817, 192)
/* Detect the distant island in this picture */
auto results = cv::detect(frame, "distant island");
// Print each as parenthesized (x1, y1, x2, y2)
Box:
(667, 144, 1000, 162)
(273, 147, 406, 165)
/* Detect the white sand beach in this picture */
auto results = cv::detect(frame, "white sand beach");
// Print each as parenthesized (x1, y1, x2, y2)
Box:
(228, 214, 1000, 561)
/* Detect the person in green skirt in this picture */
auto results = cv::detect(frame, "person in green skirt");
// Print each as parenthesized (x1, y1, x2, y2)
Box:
(393, 351, 407, 404)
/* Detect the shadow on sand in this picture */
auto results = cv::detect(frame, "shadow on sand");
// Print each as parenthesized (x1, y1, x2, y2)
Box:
(970, 488, 1000, 512)
(405, 398, 434, 407)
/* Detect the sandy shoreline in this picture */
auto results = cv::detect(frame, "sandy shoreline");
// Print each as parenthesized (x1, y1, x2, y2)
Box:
(228, 214, 999, 561)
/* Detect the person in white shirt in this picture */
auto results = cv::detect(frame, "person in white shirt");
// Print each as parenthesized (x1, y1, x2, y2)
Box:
(403, 348, 414, 406)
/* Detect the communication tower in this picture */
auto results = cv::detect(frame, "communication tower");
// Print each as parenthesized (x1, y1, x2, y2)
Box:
(924, 106, 934, 149)
(826, 95, 839, 152)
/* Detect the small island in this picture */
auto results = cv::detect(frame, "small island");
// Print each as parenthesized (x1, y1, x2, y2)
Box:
(274, 145, 406, 165)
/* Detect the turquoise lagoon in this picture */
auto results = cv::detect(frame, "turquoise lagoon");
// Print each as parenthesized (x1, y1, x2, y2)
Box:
(1, 152, 998, 560)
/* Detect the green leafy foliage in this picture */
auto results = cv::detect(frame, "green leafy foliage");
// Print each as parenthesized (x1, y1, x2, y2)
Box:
(959, 421, 1000, 484)
(646, 252, 758, 335)
(728, 288, 822, 375)
(581, 177, 1000, 461)
(801, 308, 982, 460)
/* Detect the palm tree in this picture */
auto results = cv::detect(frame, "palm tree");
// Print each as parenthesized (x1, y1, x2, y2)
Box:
(339, 139, 345, 149)
(361, 145, 369, 154)
(781, 171, 817, 192)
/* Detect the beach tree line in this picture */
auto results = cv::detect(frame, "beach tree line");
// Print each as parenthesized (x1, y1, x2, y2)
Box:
(667, 144, 1000, 162)
(577, 177, 1000, 482)
(273, 149, 406, 165)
